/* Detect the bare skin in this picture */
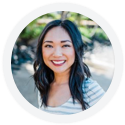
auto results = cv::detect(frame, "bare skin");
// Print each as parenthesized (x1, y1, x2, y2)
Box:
(47, 68, 71, 107)
(47, 82, 71, 107)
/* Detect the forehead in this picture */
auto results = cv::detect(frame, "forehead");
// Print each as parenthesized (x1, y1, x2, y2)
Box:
(43, 26, 72, 41)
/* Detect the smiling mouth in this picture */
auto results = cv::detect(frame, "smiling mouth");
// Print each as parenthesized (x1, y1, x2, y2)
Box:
(51, 60, 66, 66)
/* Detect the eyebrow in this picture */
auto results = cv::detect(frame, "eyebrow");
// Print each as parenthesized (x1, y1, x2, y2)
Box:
(43, 40, 71, 43)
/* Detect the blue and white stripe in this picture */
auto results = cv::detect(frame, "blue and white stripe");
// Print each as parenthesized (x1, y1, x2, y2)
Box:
(38, 78, 105, 115)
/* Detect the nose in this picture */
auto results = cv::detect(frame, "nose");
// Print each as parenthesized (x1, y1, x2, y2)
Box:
(52, 47, 62, 57)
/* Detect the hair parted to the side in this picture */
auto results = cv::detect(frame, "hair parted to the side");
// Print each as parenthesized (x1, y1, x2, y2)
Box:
(33, 20, 91, 110)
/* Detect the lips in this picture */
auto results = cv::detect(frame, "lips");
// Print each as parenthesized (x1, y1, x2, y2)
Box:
(51, 60, 66, 66)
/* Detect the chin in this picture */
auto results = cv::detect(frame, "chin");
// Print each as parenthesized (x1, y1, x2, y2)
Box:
(52, 68, 71, 74)
(52, 70, 66, 74)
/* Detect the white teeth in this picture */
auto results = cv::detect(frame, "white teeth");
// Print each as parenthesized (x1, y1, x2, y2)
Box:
(52, 61, 65, 64)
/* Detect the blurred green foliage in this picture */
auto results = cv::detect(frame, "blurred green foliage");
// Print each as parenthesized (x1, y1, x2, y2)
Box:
(20, 23, 45, 40)
(79, 27, 93, 39)
(19, 12, 61, 41)
(94, 28, 109, 40)
(18, 11, 109, 44)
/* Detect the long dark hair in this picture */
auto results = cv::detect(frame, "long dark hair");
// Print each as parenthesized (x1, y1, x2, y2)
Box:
(33, 20, 91, 110)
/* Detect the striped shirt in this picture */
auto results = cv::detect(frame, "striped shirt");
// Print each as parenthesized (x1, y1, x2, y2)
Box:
(38, 78, 105, 115)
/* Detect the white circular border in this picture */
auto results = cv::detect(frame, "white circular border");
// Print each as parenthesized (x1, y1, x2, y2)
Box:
(3, 3, 124, 123)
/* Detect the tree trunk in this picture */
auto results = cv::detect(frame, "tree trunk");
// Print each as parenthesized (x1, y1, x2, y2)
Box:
(61, 11, 69, 20)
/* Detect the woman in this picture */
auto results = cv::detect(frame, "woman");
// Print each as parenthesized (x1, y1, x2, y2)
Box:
(33, 20, 105, 115)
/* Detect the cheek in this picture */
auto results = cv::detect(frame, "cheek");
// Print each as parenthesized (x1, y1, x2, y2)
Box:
(71, 51, 75, 62)
(65, 49, 75, 62)
(70, 48, 75, 57)
(42, 49, 49, 61)
(70, 49, 75, 57)
(42, 49, 53, 64)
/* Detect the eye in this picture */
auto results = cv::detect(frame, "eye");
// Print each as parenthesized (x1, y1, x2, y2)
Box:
(63, 45, 71, 47)
(44, 45, 53, 48)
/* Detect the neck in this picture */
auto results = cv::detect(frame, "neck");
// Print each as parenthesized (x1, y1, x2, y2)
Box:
(53, 69, 70, 85)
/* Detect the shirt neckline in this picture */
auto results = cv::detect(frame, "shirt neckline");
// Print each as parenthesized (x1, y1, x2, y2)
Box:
(46, 97, 72, 108)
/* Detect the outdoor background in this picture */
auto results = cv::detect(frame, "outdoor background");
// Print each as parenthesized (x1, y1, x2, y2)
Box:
(11, 11, 115, 108)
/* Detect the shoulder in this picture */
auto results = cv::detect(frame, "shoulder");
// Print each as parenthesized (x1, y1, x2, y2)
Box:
(82, 78, 105, 91)
(83, 78, 103, 89)
(82, 78, 105, 108)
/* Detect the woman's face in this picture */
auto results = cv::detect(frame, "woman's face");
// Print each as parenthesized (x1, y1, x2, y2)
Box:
(42, 26, 75, 74)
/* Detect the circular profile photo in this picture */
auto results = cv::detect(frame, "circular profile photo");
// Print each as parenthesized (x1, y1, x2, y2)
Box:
(11, 11, 114, 115)
(2, 2, 122, 123)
